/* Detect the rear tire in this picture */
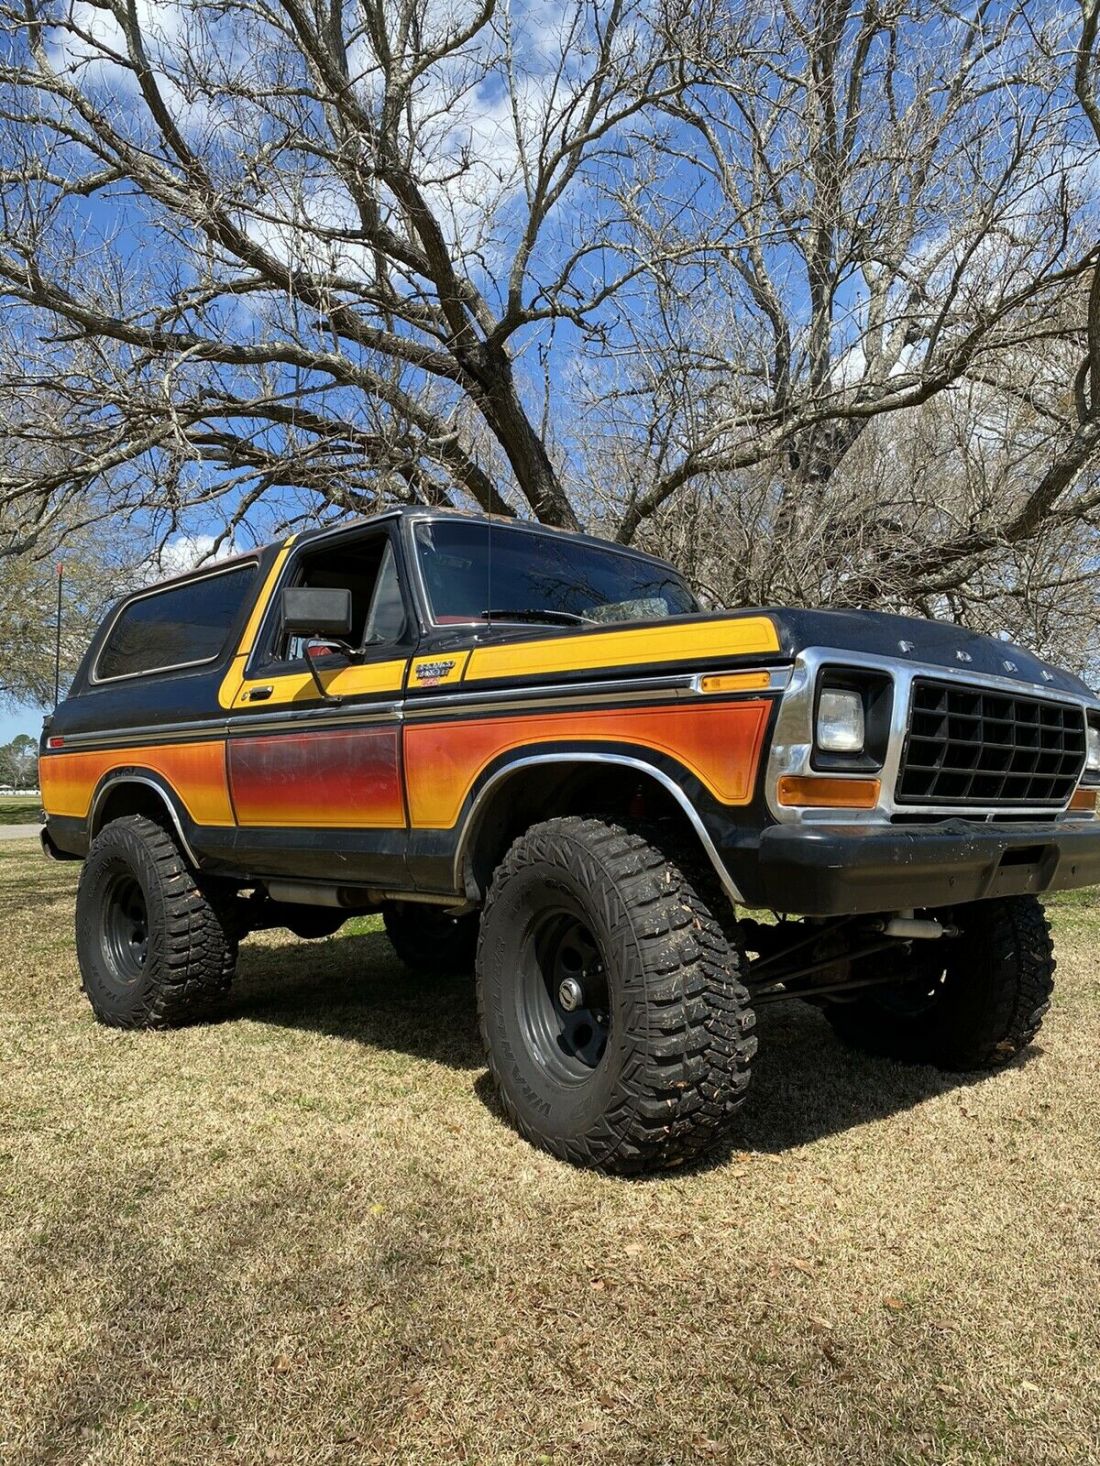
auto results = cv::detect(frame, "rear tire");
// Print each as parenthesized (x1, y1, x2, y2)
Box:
(383, 902, 479, 974)
(76, 815, 237, 1029)
(476, 817, 756, 1174)
(824, 895, 1054, 1070)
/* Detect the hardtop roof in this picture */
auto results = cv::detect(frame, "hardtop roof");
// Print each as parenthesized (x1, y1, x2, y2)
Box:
(291, 505, 681, 572)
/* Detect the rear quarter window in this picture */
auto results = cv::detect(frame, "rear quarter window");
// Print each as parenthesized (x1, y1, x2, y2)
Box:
(95, 563, 258, 682)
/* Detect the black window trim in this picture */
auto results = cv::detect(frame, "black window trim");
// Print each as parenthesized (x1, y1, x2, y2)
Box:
(91, 559, 261, 686)
(246, 522, 418, 679)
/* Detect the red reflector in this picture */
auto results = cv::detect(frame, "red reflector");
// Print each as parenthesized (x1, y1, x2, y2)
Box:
(47, 736, 65, 749)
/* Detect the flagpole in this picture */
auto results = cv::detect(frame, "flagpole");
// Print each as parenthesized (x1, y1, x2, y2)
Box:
(53, 563, 63, 709)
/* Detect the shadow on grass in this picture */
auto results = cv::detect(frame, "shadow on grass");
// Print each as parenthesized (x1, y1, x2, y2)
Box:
(727, 1000, 1031, 1157)
(223, 925, 1029, 1163)
(0, 884, 78, 915)
(226, 930, 483, 1071)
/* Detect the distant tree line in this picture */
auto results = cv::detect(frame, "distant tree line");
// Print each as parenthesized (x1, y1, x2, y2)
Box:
(0, 735, 37, 790)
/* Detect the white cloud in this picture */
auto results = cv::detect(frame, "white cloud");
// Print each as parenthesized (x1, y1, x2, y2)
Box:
(146, 533, 238, 583)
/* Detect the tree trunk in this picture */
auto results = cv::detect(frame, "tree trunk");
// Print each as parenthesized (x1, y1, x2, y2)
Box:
(470, 347, 580, 530)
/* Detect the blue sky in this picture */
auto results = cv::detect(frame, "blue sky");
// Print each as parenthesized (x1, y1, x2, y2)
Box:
(0, 703, 43, 745)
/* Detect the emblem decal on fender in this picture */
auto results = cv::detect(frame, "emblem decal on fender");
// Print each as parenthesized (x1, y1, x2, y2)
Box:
(415, 659, 456, 685)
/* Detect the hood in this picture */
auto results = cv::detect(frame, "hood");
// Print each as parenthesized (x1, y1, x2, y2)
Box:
(764, 608, 1094, 700)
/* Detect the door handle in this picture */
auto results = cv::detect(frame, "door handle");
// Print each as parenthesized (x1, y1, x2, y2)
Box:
(244, 685, 274, 702)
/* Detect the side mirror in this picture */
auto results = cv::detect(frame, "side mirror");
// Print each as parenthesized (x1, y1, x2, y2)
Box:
(281, 587, 354, 706)
(281, 587, 353, 639)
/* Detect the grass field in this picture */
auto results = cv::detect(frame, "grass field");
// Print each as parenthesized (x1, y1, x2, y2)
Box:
(0, 796, 40, 825)
(1, 835, 1098, 1466)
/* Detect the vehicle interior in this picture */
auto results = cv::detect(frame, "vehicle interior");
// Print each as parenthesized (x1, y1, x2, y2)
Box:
(277, 534, 408, 661)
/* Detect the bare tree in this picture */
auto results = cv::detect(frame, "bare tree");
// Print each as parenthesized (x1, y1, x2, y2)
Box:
(0, 523, 126, 708)
(641, 372, 1100, 674)
(0, 0, 1098, 627)
(0, 0, 699, 540)
(594, 1, 1100, 546)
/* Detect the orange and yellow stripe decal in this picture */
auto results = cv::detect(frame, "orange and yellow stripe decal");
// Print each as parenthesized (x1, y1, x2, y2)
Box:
(228, 728, 403, 828)
(464, 616, 779, 683)
(218, 537, 298, 709)
(39, 741, 234, 826)
(404, 700, 771, 829)
(229, 657, 407, 710)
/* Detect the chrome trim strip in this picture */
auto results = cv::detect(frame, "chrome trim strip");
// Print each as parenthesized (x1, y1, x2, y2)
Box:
(765, 646, 1100, 826)
(89, 774, 202, 866)
(407, 687, 693, 720)
(228, 703, 404, 736)
(406, 669, 693, 710)
(45, 708, 403, 751)
(452, 752, 744, 905)
(49, 668, 788, 750)
(45, 718, 228, 751)
(47, 704, 408, 751)
(404, 666, 787, 719)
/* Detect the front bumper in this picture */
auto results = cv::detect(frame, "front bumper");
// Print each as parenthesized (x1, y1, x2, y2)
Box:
(735, 817, 1100, 916)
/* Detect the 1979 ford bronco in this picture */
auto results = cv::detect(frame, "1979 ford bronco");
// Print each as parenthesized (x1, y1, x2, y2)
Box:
(40, 509, 1100, 1172)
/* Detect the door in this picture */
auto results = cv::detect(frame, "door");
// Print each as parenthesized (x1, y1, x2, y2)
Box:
(225, 526, 417, 883)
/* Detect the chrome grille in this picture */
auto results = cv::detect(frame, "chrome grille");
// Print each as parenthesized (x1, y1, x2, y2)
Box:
(896, 679, 1086, 808)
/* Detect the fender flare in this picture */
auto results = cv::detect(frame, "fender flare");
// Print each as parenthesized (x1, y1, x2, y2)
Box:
(452, 750, 744, 904)
(88, 769, 201, 867)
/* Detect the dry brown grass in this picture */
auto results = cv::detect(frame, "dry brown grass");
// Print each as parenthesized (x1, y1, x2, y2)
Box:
(1, 836, 1098, 1466)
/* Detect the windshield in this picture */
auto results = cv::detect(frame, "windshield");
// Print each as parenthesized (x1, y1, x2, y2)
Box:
(414, 520, 698, 625)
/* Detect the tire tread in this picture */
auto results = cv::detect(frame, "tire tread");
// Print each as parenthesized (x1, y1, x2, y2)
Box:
(477, 816, 755, 1174)
(825, 894, 1054, 1070)
(77, 815, 236, 1029)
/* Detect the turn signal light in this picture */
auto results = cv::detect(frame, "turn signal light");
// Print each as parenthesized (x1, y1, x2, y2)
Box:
(1068, 786, 1097, 813)
(699, 671, 773, 694)
(777, 775, 881, 809)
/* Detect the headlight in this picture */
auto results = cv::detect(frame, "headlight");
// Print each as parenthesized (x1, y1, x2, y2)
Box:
(1086, 720, 1100, 778)
(817, 688, 865, 754)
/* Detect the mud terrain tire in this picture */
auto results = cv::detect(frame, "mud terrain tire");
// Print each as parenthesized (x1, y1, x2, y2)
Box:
(76, 815, 237, 1028)
(824, 895, 1054, 1070)
(476, 817, 755, 1173)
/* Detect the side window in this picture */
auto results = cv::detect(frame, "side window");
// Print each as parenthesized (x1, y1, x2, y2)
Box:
(96, 563, 257, 681)
(363, 542, 406, 645)
(278, 534, 408, 664)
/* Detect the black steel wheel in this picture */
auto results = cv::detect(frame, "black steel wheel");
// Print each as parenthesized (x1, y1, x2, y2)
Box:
(76, 815, 236, 1028)
(100, 873, 150, 986)
(518, 908, 611, 1080)
(476, 816, 756, 1174)
(824, 896, 1055, 1070)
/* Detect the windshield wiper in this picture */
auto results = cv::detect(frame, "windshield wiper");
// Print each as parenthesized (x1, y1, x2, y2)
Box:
(479, 608, 595, 626)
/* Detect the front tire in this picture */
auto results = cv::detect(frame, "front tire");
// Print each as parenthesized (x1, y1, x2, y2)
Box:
(76, 815, 237, 1029)
(476, 817, 756, 1174)
(824, 895, 1054, 1070)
